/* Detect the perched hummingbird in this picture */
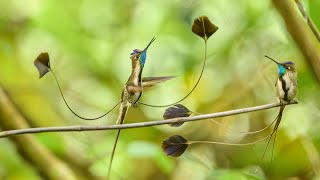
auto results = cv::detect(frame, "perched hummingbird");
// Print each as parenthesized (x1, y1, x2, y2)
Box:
(33, 38, 174, 178)
(261, 55, 298, 162)
(107, 37, 174, 178)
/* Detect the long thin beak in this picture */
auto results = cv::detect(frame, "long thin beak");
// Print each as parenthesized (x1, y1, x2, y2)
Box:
(265, 55, 279, 65)
(143, 37, 156, 52)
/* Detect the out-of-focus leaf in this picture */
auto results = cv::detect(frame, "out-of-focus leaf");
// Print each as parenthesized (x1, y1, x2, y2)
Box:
(192, 16, 218, 41)
(243, 166, 266, 180)
(207, 169, 265, 180)
(161, 135, 188, 157)
(127, 141, 158, 157)
(163, 104, 192, 127)
(34, 52, 50, 78)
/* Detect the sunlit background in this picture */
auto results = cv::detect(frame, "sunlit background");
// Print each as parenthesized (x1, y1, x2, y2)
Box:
(1, 0, 320, 179)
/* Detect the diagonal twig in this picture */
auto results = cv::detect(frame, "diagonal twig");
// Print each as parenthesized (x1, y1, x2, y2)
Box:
(295, 0, 320, 42)
(272, 0, 320, 84)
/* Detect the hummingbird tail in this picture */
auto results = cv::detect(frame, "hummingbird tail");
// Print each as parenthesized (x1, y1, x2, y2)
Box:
(258, 105, 285, 168)
(107, 104, 128, 179)
(50, 69, 120, 120)
(192, 111, 277, 135)
(138, 41, 208, 108)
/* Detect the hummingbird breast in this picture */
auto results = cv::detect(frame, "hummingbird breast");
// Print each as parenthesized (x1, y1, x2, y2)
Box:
(121, 87, 141, 107)
(276, 71, 297, 102)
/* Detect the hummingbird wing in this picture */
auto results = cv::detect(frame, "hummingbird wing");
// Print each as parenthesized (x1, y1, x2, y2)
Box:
(142, 76, 175, 88)
(126, 76, 175, 93)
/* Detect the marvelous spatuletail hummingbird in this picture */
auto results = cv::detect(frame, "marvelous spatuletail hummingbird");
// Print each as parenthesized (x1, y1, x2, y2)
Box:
(33, 39, 171, 121)
(161, 56, 298, 163)
(107, 37, 174, 179)
(33, 38, 174, 179)
(260, 55, 298, 163)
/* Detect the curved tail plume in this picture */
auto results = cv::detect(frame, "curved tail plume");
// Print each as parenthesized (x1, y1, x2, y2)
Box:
(50, 70, 121, 120)
(34, 52, 120, 120)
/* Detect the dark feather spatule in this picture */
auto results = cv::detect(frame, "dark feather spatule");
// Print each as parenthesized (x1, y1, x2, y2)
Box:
(260, 55, 298, 164)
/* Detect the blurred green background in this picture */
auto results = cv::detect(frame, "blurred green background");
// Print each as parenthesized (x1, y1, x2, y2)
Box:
(1, 0, 320, 179)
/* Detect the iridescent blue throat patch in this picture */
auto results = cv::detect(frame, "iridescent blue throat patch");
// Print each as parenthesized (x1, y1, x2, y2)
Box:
(278, 64, 285, 77)
(140, 51, 147, 67)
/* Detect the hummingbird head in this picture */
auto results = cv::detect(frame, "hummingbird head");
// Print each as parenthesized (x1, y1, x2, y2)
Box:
(130, 37, 156, 68)
(265, 55, 296, 77)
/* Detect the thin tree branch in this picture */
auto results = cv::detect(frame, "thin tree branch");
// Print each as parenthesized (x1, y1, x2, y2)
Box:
(0, 101, 297, 138)
(272, 0, 320, 84)
(294, 0, 320, 42)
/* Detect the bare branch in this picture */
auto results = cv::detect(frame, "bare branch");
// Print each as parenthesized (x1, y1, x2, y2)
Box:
(0, 101, 297, 138)
(294, 0, 320, 41)
(272, 0, 320, 84)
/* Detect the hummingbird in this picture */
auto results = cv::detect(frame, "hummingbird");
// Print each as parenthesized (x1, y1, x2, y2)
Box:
(260, 55, 298, 164)
(107, 37, 174, 179)
(33, 38, 174, 178)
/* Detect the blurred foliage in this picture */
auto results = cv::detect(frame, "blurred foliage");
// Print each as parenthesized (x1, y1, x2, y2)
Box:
(0, 0, 320, 179)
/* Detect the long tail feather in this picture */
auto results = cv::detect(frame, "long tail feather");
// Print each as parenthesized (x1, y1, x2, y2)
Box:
(107, 104, 128, 179)
(51, 69, 120, 120)
(192, 111, 278, 135)
(138, 42, 208, 108)
(259, 105, 285, 167)
(270, 128, 278, 164)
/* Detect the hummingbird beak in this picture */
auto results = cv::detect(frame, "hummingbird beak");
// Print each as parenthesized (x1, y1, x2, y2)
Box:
(143, 37, 156, 52)
(265, 55, 279, 65)
(139, 37, 156, 67)
(265, 55, 286, 77)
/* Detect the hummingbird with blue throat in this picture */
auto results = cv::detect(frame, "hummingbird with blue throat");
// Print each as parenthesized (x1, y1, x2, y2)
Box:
(107, 37, 174, 178)
(33, 36, 174, 178)
(260, 55, 298, 163)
